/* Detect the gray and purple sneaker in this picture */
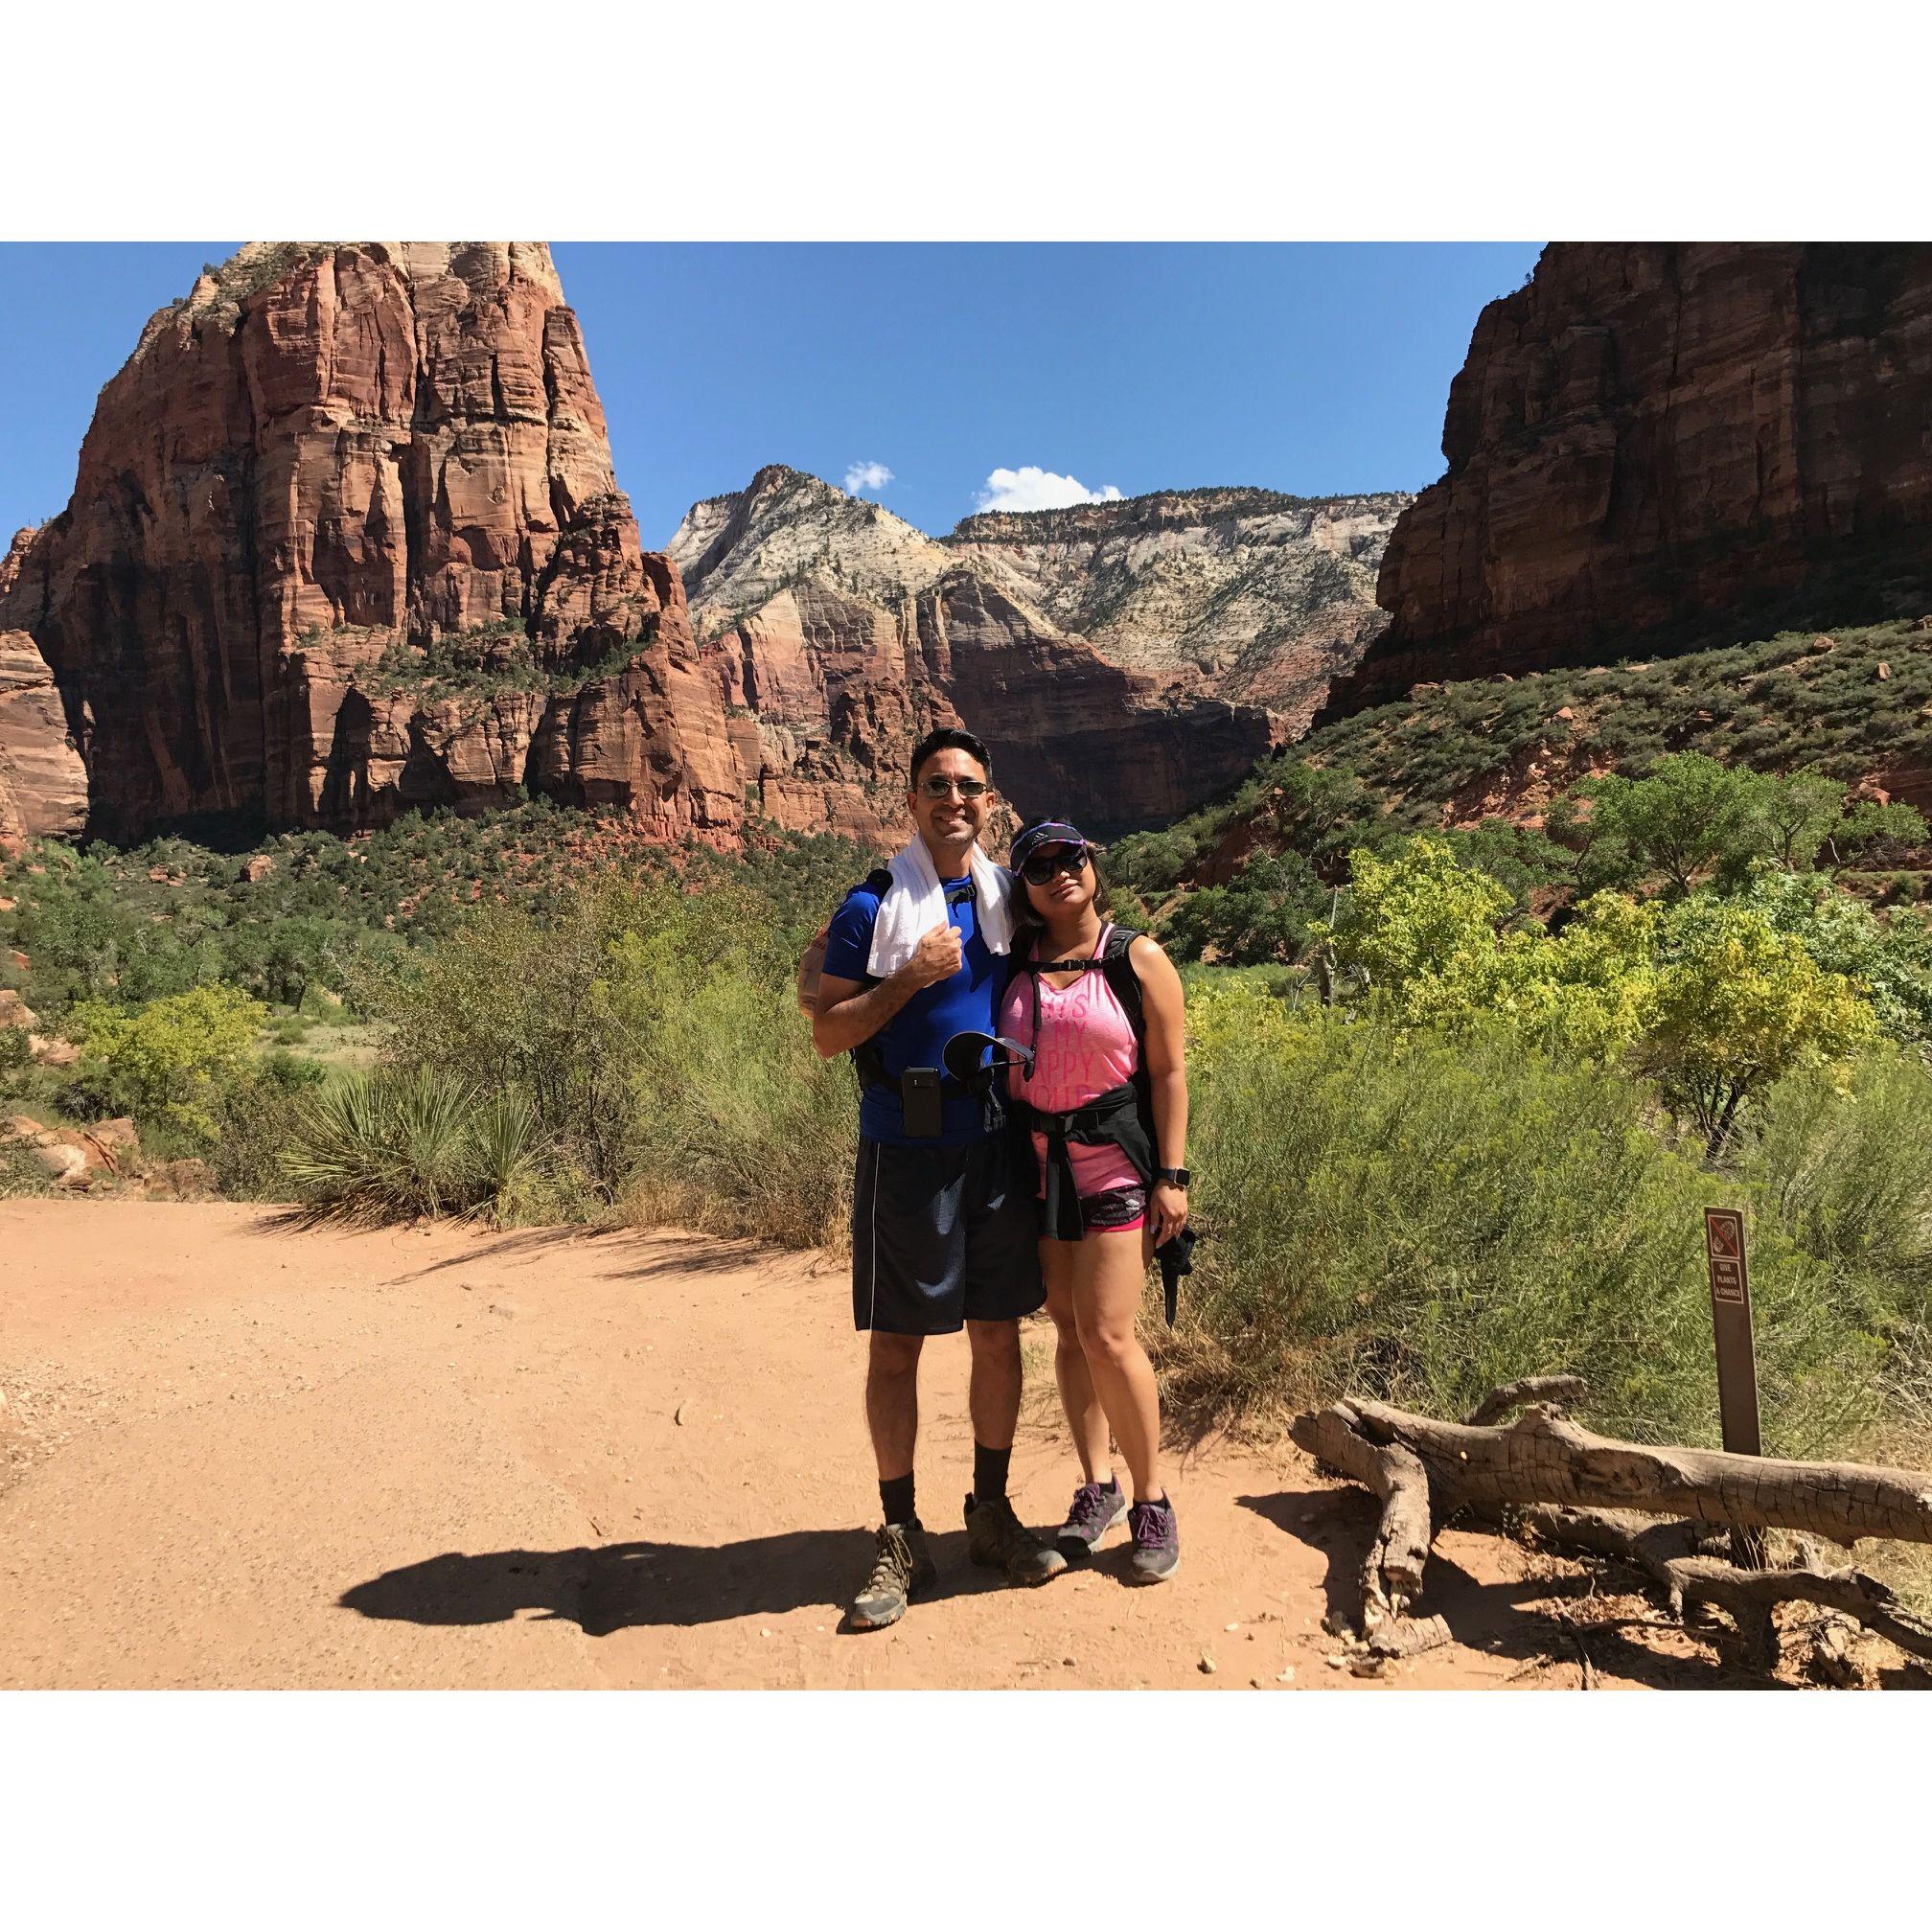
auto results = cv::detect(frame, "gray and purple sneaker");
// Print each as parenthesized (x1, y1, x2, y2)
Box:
(1127, 1495, 1180, 1583)
(1056, 1478, 1129, 1560)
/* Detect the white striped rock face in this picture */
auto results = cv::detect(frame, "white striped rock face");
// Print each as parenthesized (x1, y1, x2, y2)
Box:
(948, 488, 1409, 726)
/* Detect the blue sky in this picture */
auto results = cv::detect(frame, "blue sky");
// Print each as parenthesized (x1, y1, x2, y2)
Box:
(0, 242, 1540, 550)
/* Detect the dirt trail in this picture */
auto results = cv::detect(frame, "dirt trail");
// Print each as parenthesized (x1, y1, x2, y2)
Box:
(1, 1200, 1751, 1690)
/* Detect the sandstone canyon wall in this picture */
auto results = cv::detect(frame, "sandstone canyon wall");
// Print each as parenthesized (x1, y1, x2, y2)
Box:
(1321, 242, 1932, 721)
(2, 242, 1405, 853)
(0, 530, 87, 848)
(0, 242, 742, 844)
(668, 468, 1408, 839)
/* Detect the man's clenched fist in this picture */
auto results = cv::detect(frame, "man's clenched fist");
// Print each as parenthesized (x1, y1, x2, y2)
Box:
(907, 921, 964, 988)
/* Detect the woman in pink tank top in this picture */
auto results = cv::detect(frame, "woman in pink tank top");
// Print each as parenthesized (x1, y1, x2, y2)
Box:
(1000, 816, 1190, 1583)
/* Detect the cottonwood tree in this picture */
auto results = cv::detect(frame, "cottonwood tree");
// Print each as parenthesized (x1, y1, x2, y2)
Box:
(1639, 900, 1877, 1157)
(1753, 768, 1848, 872)
(1571, 752, 1765, 894)
(70, 983, 266, 1143)
(1319, 835, 1884, 1156)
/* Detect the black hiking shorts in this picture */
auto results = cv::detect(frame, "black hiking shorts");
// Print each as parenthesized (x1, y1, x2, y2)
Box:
(851, 1132, 1045, 1334)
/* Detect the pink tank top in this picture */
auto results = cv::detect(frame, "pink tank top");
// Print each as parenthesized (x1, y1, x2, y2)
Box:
(1000, 924, 1143, 1198)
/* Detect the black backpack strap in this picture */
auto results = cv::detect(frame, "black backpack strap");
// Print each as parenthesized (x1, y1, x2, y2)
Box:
(1101, 925, 1146, 1042)
(847, 868, 898, 1090)
(1083, 924, 1190, 1325)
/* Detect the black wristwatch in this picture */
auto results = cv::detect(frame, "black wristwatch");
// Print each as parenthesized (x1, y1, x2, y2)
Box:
(1157, 1166, 1191, 1188)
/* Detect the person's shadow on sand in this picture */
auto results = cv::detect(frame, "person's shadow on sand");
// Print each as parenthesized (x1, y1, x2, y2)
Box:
(340, 1529, 1000, 1637)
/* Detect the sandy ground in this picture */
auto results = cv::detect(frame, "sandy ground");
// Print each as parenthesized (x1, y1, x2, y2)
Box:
(0, 1199, 1840, 1691)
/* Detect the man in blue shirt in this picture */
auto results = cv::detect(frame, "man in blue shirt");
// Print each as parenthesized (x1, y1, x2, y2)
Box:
(813, 725, 1065, 1629)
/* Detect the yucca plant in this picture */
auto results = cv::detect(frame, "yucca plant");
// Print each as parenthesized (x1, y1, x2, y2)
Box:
(470, 1086, 541, 1220)
(284, 1067, 484, 1219)
(390, 1066, 482, 1214)
(282, 1071, 393, 1214)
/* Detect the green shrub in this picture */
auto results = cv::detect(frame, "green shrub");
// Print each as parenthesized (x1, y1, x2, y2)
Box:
(1737, 1046, 1932, 1322)
(326, 866, 858, 1243)
(350, 877, 655, 1194)
(208, 1062, 323, 1200)
(1168, 999, 1883, 1457)
(0, 1138, 52, 1199)
(616, 936, 858, 1248)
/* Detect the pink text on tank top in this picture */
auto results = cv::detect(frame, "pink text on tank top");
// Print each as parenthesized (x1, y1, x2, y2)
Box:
(999, 924, 1143, 1198)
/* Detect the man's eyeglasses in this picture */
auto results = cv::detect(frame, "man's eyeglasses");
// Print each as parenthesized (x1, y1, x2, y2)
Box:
(918, 775, 990, 799)
(1020, 845, 1091, 886)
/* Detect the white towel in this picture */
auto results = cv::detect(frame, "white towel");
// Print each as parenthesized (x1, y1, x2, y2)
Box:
(865, 838, 1014, 978)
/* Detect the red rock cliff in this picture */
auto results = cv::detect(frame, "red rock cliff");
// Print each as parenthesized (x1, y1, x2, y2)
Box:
(1320, 243, 1932, 719)
(0, 242, 742, 843)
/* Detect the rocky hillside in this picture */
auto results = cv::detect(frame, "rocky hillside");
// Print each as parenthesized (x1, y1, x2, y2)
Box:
(949, 486, 1406, 722)
(666, 466, 1290, 837)
(0, 242, 742, 845)
(1322, 242, 1932, 721)
(1201, 618, 1932, 859)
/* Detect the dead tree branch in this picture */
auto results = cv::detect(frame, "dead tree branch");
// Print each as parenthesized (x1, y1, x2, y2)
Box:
(1346, 1393, 1932, 1548)
(1290, 1402, 1432, 1623)
(1462, 1375, 1587, 1427)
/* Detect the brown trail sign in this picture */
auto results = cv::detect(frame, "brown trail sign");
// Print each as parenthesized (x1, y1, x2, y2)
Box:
(1704, 1208, 1764, 1564)
(1703, 1208, 1760, 1459)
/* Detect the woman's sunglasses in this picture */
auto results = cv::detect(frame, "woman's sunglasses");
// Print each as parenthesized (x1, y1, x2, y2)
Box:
(1020, 845, 1091, 886)
(917, 775, 990, 799)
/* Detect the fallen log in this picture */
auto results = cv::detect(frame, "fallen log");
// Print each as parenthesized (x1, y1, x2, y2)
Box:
(1289, 1382, 1932, 1678)
(1291, 1402, 1432, 1624)
(1342, 1393, 1932, 1548)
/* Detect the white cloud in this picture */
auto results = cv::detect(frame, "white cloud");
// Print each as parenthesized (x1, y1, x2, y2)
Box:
(842, 460, 894, 497)
(975, 466, 1125, 514)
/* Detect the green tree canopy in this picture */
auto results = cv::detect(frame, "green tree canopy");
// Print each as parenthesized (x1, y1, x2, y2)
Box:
(71, 983, 267, 1143)
(1314, 834, 1883, 1155)
(1568, 751, 1765, 894)
(1641, 899, 1877, 1155)
(1312, 837, 1513, 1023)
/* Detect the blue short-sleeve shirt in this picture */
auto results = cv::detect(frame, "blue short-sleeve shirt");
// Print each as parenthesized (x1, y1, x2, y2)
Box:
(822, 875, 1005, 1147)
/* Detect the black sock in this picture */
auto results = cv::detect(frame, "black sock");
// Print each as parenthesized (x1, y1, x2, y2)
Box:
(880, 1473, 916, 1527)
(973, 1443, 1011, 1503)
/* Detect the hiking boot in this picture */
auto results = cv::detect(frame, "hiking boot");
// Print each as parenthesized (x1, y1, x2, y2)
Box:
(964, 1492, 1068, 1585)
(1055, 1478, 1128, 1561)
(1127, 1496, 1180, 1583)
(848, 1521, 936, 1631)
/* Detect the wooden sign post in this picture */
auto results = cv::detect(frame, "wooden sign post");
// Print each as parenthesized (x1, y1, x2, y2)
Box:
(1703, 1207, 1765, 1564)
